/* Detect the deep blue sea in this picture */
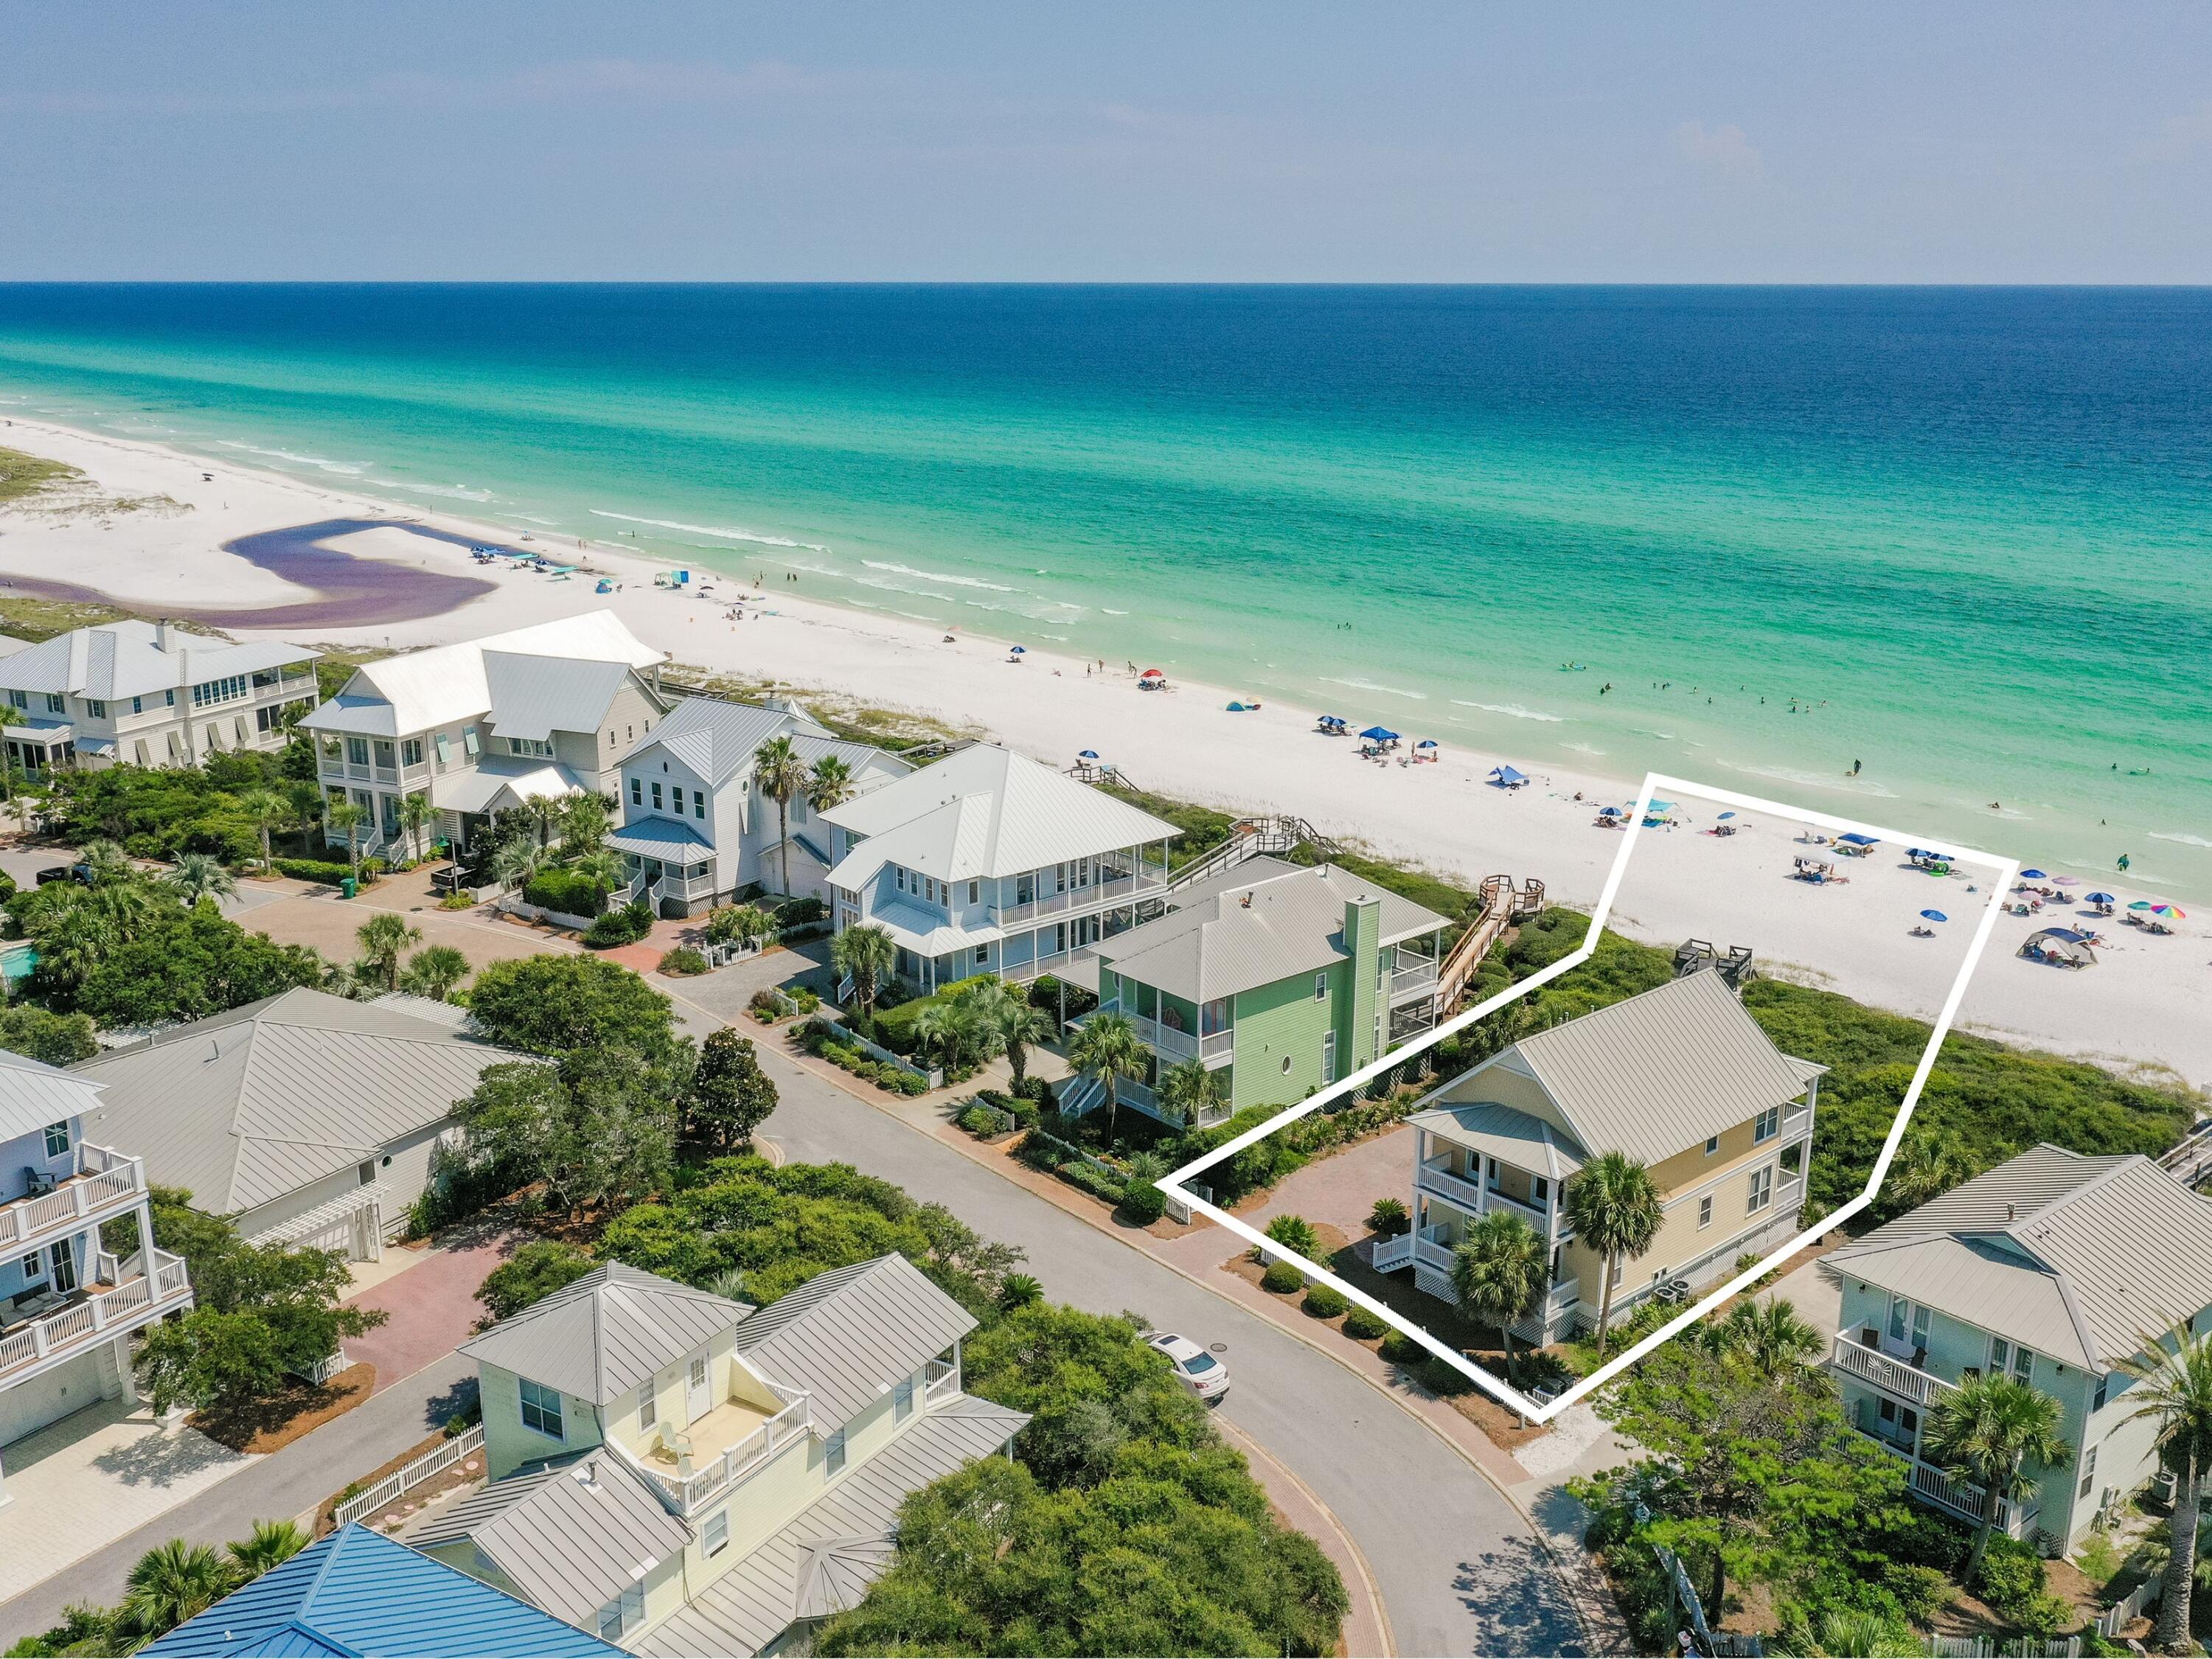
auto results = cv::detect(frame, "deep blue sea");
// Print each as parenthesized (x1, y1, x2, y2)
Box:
(0, 284, 2207, 893)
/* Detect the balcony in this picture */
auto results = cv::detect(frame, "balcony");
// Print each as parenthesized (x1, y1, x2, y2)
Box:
(0, 1145, 147, 1255)
(1830, 1329, 1960, 1408)
(1388, 956, 1439, 1001)
(1373, 1221, 1458, 1276)
(619, 1385, 812, 1513)
(1079, 1004, 1233, 1068)
(0, 1248, 192, 1384)
(990, 867, 1169, 928)
(1416, 1159, 1489, 1213)
(925, 1352, 959, 1401)
(1857, 1447, 2037, 1539)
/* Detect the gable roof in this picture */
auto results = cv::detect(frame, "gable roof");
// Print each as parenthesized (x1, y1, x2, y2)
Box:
(0, 1045, 104, 1143)
(459, 1262, 753, 1405)
(0, 621, 315, 703)
(732, 1254, 977, 1430)
(821, 745, 1176, 887)
(481, 653, 638, 744)
(303, 611, 661, 737)
(1407, 1100, 1587, 1180)
(74, 988, 509, 1215)
(411, 1452, 692, 1632)
(633, 1394, 1029, 1658)
(1096, 858, 1448, 1003)
(1829, 1144, 2212, 1368)
(142, 1524, 622, 1658)
(1447, 970, 1823, 1166)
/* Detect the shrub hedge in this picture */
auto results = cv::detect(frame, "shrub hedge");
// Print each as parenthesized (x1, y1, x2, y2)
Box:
(1259, 1259, 1306, 1294)
(1301, 1284, 1350, 1319)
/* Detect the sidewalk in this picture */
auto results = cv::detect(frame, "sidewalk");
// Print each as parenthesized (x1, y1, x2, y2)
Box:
(1214, 1416, 1395, 1658)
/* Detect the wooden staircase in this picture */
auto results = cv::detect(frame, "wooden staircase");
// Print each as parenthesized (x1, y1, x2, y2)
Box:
(1435, 874, 1546, 1013)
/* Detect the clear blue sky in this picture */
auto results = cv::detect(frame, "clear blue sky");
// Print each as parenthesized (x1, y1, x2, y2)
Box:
(6, 1, 2210, 282)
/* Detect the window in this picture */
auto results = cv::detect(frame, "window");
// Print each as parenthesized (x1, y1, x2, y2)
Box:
(191, 674, 248, 708)
(507, 737, 554, 759)
(630, 776, 642, 805)
(132, 695, 144, 715)
(84, 698, 105, 718)
(2093, 1374, 2109, 1412)
(1697, 1194, 1713, 1229)
(639, 1385, 658, 1433)
(825, 1428, 847, 1475)
(372, 740, 396, 770)
(45, 692, 65, 714)
(401, 737, 423, 766)
(18, 1251, 39, 1281)
(1705, 1135, 1720, 1156)
(669, 786, 684, 815)
(518, 1377, 564, 1440)
(596, 1584, 644, 1642)
(1313, 972, 1329, 1001)
(1746, 1165, 1773, 1214)
(894, 866, 908, 893)
(1754, 1105, 1781, 1144)
(650, 782, 663, 810)
(925, 876, 938, 903)
(44, 1121, 69, 1159)
(5, 689, 24, 709)
(1280, 1054, 1293, 1075)
(1321, 1030, 1337, 1083)
(346, 737, 370, 768)
(694, 791, 706, 820)
(704, 1509, 730, 1557)
(974, 945, 989, 965)
(894, 1377, 916, 1420)
(2079, 1444, 2098, 1500)
(357, 1161, 375, 1186)
(968, 880, 979, 903)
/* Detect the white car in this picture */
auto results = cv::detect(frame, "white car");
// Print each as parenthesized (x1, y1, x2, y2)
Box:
(1146, 1332, 1229, 1402)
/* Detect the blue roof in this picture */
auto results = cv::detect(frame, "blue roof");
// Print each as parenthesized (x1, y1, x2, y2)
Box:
(143, 1526, 624, 1659)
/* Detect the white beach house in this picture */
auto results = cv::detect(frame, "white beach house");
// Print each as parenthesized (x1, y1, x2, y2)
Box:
(0, 1049, 192, 1510)
(818, 744, 1179, 991)
(301, 611, 668, 858)
(0, 620, 318, 777)
(609, 697, 909, 917)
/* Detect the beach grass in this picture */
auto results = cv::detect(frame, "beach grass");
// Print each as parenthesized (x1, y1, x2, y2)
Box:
(0, 594, 226, 644)
(0, 445, 85, 507)
(662, 666, 976, 752)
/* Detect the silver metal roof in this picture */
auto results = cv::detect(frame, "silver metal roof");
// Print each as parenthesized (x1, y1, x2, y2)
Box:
(0, 1046, 105, 1143)
(414, 1451, 692, 1632)
(823, 744, 1175, 888)
(482, 653, 636, 744)
(1442, 969, 1823, 1168)
(1095, 859, 1447, 1004)
(459, 1262, 754, 1405)
(608, 819, 717, 862)
(1407, 1100, 1587, 1180)
(633, 1394, 1029, 1658)
(73, 987, 509, 1214)
(733, 1255, 977, 1431)
(619, 696, 829, 787)
(1830, 1144, 2212, 1368)
(431, 758, 587, 816)
(0, 622, 316, 703)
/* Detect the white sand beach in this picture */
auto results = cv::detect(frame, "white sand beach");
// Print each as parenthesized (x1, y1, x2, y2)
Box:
(2, 414, 2207, 1093)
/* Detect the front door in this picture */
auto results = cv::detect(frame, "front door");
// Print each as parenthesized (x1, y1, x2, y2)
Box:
(49, 1236, 77, 1294)
(686, 1354, 711, 1422)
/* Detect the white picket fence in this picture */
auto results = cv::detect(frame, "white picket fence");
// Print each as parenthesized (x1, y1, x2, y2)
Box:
(1925, 1639, 2080, 1658)
(2094, 1575, 2159, 1640)
(333, 1425, 486, 1528)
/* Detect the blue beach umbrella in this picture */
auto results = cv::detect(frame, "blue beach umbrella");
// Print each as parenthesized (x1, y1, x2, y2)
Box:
(1078, 749, 1099, 760)
(1717, 812, 1736, 821)
(1009, 645, 1026, 655)
(2019, 868, 2047, 879)
(2085, 891, 2115, 903)
(1360, 726, 1399, 741)
(1920, 910, 1948, 922)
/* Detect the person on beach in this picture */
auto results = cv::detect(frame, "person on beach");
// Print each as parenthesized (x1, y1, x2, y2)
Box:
(2118, 853, 2131, 873)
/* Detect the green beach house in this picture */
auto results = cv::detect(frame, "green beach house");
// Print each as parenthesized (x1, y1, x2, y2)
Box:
(1071, 858, 1448, 1126)
(1825, 1144, 2212, 1554)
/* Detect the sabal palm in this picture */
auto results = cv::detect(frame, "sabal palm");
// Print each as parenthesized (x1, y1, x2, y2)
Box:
(398, 943, 471, 1001)
(913, 1000, 963, 1065)
(1925, 1373, 2072, 1582)
(805, 754, 855, 816)
(1717, 1297, 1823, 1378)
(397, 792, 435, 863)
(34, 902, 119, 990)
(2118, 1318, 2212, 1653)
(1451, 1210, 1548, 1385)
(355, 912, 423, 992)
(523, 795, 562, 850)
(236, 788, 291, 872)
(1562, 1150, 1663, 1350)
(753, 735, 807, 896)
(571, 848, 625, 901)
(560, 790, 611, 853)
(121, 1538, 234, 1639)
(1157, 1057, 1227, 1130)
(1066, 1010, 1147, 1140)
(225, 1518, 308, 1579)
(78, 838, 134, 884)
(488, 835, 541, 894)
(324, 801, 366, 874)
(830, 922, 897, 1015)
(991, 996, 1057, 1089)
(167, 852, 236, 908)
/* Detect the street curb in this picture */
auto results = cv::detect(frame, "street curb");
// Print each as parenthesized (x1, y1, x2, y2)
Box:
(1214, 1416, 1397, 1658)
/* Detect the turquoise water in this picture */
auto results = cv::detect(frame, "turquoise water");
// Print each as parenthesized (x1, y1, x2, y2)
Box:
(0, 285, 2206, 896)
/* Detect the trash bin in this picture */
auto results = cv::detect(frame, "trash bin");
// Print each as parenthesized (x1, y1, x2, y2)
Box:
(340, 877, 357, 900)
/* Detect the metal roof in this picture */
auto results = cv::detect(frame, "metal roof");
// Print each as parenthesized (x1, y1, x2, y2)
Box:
(459, 1262, 754, 1405)
(74, 988, 510, 1215)
(481, 653, 636, 744)
(633, 1394, 1030, 1658)
(431, 758, 587, 816)
(619, 696, 824, 785)
(0, 621, 316, 703)
(822, 744, 1176, 888)
(0, 1045, 105, 1143)
(412, 1452, 692, 1632)
(1407, 1100, 1587, 1180)
(852, 899, 1003, 957)
(733, 1254, 978, 1431)
(1443, 970, 1823, 1168)
(1830, 1144, 2212, 1368)
(607, 818, 717, 862)
(1095, 860, 1448, 1004)
(142, 1523, 623, 1658)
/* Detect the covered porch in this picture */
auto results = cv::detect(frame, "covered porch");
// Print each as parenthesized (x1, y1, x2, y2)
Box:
(610, 818, 721, 918)
(4, 722, 77, 778)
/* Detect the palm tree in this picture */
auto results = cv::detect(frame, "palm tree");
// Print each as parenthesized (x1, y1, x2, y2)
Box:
(355, 912, 423, 993)
(522, 794, 562, 851)
(488, 835, 541, 896)
(397, 792, 435, 865)
(77, 838, 134, 885)
(398, 943, 471, 1001)
(1925, 1373, 2072, 1582)
(1716, 1297, 1823, 1378)
(1066, 1010, 1147, 1141)
(1451, 1210, 1548, 1386)
(2118, 1318, 2212, 1653)
(990, 994, 1057, 1092)
(998, 1272, 1043, 1311)
(560, 790, 612, 853)
(753, 734, 807, 895)
(1157, 1056, 1228, 1129)
(236, 788, 292, 874)
(830, 922, 897, 1018)
(166, 852, 236, 908)
(225, 1518, 308, 1580)
(571, 848, 625, 909)
(323, 800, 367, 880)
(806, 754, 855, 818)
(120, 1538, 234, 1641)
(1562, 1150, 1663, 1351)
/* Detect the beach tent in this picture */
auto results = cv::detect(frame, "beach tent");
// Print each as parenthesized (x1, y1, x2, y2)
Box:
(1488, 765, 1528, 786)
(1227, 700, 1257, 712)
(1360, 726, 1400, 742)
(2023, 927, 2096, 967)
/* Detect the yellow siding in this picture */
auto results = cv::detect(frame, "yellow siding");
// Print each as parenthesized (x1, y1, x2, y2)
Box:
(1436, 1062, 1576, 1139)
(479, 1361, 602, 1480)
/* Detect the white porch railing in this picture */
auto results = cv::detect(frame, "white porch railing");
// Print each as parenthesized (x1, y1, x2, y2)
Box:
(333, 1425, 486, 1528)
(1831, 1329, 1959, 1407)
(1907, 1457, 2037, 1538)
(0, 1144, 147, 1253)
(925, 1354, 959, 1400)
(1085, 1003, 1233, 1066)
(1416, 1159, 1489, 1213)
(618, 1386, 813, 1514)
(991, 869, 1167, 928)
(1389, 957, 1439, 998)
(0, 1248, 192, 1380)
(1376, 1222, 1457, 1276)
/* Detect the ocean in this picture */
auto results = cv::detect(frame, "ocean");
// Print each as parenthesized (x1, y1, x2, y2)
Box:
(0, 283, 2206, 896)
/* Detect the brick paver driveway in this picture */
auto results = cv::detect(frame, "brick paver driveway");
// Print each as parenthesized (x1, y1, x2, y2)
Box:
(342, 1226, 524, 1395)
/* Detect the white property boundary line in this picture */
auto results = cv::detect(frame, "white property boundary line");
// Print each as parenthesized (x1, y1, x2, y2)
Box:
(1164, 769, 2019, 1425)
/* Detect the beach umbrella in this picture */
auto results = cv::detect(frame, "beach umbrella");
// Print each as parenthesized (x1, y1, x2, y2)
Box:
(1009, 645, 1026, 655)
(1360, 726, 1399, 741)
(1320, 714, 1345, 726)
(1717, 812, 1736, 821)
(1415, 739, 1438, 749)
(2085, 891, 2115, 902)
(1140, 667, 1165, 678)
(2020, 868, 2047, 879)
(1598, 807, 1624, 818)
(2128, 900, 2154, 911)
(1077, 749, 1099, 760)
(2152, 904, 2186, 919)
(2052, 876, 2079, 886)
(1920, 910, 1948, 922)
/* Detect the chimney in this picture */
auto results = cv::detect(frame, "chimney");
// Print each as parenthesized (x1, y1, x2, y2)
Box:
(154, 619, 170, 650)
(2006, 1203, 2016, 1221)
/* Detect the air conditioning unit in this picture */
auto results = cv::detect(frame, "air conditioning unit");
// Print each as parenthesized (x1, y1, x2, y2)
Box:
(2151, 1470, 2179, 1506)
